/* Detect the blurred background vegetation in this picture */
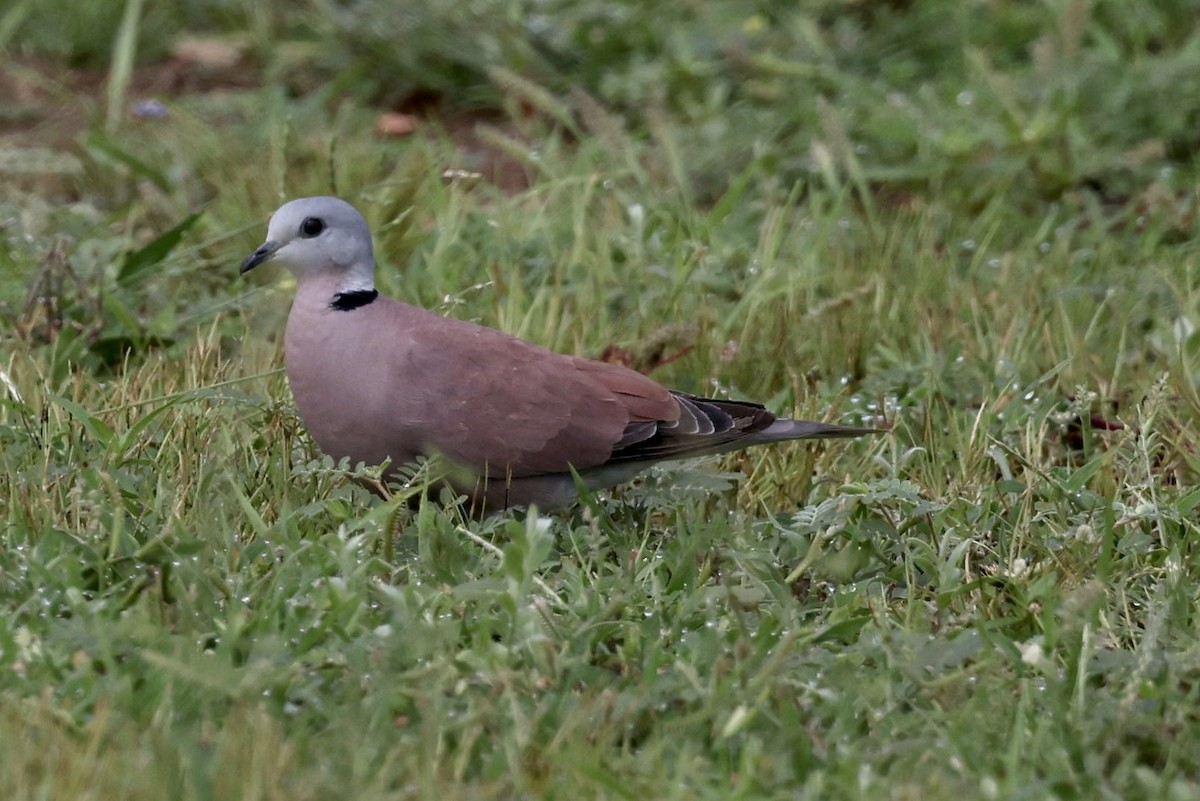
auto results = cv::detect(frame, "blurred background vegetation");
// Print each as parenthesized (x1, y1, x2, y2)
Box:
(6, 0, 1200, 207)
(4, 0, 1199, 375)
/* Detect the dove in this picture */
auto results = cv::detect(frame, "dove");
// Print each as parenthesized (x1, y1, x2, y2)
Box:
(241, 196, 877, 513)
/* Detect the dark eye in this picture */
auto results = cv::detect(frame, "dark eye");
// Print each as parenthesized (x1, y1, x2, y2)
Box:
(300, 217, 325, 238)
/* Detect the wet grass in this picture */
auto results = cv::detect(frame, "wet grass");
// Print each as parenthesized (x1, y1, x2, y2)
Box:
(3, 1, 1200, 798)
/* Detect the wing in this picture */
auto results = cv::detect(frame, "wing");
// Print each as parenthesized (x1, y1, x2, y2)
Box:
(398, 314, 678, 477)
(605, 391, 775, 462)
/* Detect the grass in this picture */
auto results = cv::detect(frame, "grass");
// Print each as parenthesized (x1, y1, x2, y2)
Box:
(3, 0, 1200, 798)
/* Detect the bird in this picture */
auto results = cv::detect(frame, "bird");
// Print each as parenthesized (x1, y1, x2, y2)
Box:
(241, 196, 878, 514)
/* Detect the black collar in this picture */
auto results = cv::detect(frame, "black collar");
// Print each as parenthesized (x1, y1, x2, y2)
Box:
(330, 289, 379, 311)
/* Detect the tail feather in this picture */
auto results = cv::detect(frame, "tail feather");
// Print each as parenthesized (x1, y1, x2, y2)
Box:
(609, 388, 881, 464)
(747, 419, 881, 443)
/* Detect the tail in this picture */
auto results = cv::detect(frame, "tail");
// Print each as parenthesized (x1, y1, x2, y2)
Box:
(608, 391, 883, 464)
(746, 419, 882, 444)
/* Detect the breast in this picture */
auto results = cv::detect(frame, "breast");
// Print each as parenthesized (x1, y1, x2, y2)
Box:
(283, 300, 423, 472)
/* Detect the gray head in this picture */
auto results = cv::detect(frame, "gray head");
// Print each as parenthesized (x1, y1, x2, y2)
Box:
(241, 196, 376, 292)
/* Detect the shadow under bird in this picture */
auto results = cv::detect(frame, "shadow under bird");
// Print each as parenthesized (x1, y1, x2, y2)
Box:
(241, 196, 878, 513)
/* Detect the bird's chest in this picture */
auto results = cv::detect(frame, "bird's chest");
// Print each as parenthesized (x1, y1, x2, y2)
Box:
(282, 309, 401, 444)
(285, 316, 367, 393)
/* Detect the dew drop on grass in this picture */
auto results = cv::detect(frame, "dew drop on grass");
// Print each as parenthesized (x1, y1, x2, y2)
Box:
(956, 90, 974, 107)
(961, 239, 977, 252)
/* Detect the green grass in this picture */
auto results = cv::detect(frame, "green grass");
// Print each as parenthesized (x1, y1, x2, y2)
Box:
(3, 1, 1200, 798)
